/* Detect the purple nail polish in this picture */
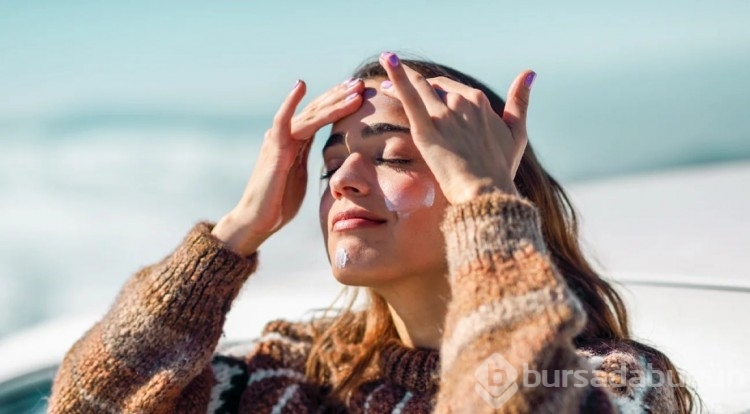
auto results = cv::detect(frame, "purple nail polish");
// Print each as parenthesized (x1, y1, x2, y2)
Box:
(524, 72, 537, 88)
(381, 80, 393, 89)
(363, 88, 378, 99)
(293, 79, 301, 89)
(341, 77, 353, 85)
(346, 78, 360, 88)
(387, 53, 400, 68)
(345, 92, 359, 102)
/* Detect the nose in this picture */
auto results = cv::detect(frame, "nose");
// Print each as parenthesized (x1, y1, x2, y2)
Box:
(328, 153, 371, 200)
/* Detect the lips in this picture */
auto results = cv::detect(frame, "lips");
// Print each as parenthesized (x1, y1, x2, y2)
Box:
(332, 209, 387, 231)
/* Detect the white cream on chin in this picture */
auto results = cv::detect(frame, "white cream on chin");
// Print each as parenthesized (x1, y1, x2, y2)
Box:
(335, 247, 349, 269)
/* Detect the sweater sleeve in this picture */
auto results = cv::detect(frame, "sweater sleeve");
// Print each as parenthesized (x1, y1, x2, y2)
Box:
(48, 222, 259, 414)
(433, 192, 677, 413)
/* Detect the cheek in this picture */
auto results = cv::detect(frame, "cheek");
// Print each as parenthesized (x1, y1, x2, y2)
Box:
(319, 192, 333, 241)
(378, 172, 437, 218)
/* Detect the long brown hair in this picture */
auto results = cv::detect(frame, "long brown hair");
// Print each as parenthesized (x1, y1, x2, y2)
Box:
(306, 57, 698, 412)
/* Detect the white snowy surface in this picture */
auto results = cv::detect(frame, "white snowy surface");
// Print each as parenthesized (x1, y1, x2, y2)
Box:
(570, 161, 750, 281)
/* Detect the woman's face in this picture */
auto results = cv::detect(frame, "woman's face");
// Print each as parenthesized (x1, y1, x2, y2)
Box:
(319, 78, 450, 288)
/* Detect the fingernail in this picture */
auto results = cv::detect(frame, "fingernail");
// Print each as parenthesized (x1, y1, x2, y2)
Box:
(341, 77, 353, 85)
(346, 78, 360, 88)
(345, 92, 359, 102)
(387, 53, 400, 68)
(293, 79, 301, 89)
(381, 80, 393, 89)
(524, 72, 537, 89)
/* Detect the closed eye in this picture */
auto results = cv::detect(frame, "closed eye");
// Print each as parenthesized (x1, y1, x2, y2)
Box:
(320, 158, 413, 181)
(320, 166, 339, 181)
(375, 157, 411, 172)
(375, 157, 410, 164)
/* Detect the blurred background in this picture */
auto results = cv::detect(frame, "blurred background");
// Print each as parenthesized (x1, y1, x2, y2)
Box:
(1, 0, 749, 411)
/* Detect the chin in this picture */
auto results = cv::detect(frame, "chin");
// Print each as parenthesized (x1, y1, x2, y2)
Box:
(330, 259, 405, 289)
(328, 240, 373, 275)
(331, 264, 383, 287)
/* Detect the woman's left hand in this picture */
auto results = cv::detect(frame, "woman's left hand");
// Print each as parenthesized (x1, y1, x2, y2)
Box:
(377, 52, 535, 204)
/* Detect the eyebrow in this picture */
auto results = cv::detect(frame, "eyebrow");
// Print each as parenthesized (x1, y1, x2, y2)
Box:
(322, 122, 411, 154)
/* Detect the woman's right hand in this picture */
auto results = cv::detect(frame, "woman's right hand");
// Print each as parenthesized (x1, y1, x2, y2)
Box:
(212, 78, 364, 256)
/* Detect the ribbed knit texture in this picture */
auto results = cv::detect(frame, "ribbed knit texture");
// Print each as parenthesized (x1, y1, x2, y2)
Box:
(49, 193, 678, 413)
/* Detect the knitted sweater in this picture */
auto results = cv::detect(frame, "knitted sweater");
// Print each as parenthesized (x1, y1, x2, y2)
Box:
(49, 192, 679, 413)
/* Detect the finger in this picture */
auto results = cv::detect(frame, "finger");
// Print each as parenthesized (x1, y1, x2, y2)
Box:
(291, 79, 364, 140)
(433, 86, 448, 102)
(377, 52, 437, 132)
(379, 73, 448, 110)
(424, 76, 486, 104)
(314, 90, 363, 126)
(502, 70, 536, 137)
(399, 64, 447, 110)
(304, 77, 362, 112)
(423, 77, 494, 119)
(272, 80, 308, 137)
(423, 76, 471, 93)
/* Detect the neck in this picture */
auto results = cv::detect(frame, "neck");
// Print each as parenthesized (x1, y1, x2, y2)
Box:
(376, 273, 451, 350)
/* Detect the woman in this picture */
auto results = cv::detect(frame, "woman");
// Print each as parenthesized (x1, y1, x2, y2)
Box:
(49, 52, 695, 413)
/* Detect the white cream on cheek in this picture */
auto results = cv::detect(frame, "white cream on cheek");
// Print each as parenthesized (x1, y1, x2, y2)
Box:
(381, 176, 436, 218)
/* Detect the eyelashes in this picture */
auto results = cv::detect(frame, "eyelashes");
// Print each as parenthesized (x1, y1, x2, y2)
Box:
(375, 157, 411, 173)
(320, 158, 412, 181)
(320, 168, 338, 181)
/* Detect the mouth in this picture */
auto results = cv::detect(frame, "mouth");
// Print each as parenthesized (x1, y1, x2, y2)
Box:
(332, 209, 387, 232)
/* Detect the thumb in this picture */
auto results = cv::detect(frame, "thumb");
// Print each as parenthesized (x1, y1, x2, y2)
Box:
(502, 70, 536, 140)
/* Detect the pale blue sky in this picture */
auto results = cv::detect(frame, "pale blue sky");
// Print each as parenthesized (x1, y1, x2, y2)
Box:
(1, 0, 749, 179)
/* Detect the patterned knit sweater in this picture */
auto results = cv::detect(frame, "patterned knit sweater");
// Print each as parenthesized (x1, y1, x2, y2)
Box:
(49, 192, 679, 413)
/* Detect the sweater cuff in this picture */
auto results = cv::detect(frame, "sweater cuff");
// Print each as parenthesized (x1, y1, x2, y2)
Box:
(440, 191, 546, 276)
(141, 221, 259, 328)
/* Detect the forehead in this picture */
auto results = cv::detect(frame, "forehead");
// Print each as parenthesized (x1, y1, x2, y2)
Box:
(331, 78, 409, 133)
